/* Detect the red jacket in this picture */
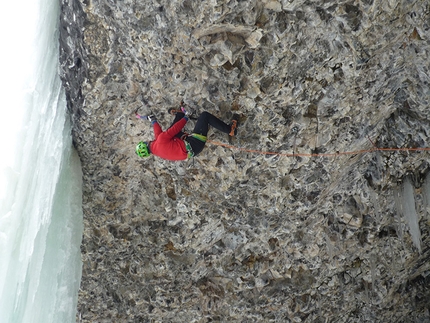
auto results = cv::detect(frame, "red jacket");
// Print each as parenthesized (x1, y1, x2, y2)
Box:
(149, 118, 188, 160)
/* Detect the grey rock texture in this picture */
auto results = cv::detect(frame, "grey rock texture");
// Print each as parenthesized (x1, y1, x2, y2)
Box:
(59, 0, 430, 322)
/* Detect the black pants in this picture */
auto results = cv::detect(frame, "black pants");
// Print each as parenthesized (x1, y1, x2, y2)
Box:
(170, 111, 231, 156)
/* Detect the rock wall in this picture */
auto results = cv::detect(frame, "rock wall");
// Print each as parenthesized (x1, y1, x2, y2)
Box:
(59, 0, 430, 322)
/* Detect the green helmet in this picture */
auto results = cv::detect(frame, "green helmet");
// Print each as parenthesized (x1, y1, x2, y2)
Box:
(136, 141, 151, 158)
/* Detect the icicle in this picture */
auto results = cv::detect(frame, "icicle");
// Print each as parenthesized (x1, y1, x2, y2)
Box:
(400, 177, 422, 253)
(423, 172, 430, 221)
(393, 187, 404, 241)
(369, 253, 377, 302)
(375, 151, 383, 181)
(393, 187, 407, 264)
(364, 280, 370, 304)
(386, 237, 396, 273)
(369, 187, 381, 223)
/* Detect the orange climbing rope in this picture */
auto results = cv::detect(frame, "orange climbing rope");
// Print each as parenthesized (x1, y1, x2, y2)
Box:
(207, 139, 430, 158)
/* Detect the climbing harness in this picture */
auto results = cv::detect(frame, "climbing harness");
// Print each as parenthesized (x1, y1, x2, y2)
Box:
(185, 141, 195, 159)
(182, 133, 207, 159)
(190, 133, 207, 142)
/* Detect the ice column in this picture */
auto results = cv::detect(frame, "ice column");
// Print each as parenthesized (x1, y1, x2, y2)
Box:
(423, 172, 430, 220)
(400, 177, 422, 253)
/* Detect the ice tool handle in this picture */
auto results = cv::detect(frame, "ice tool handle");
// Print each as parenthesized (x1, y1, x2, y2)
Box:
(135, 114, 149, 120)
(135, 113, 157, 124)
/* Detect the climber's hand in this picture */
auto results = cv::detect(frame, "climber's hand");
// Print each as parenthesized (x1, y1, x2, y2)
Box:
(181, 106, 189, 116)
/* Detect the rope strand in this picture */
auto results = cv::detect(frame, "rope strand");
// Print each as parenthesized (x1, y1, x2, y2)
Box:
(207, 139, 430, 158)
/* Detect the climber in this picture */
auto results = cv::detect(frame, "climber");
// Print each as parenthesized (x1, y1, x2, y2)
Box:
(135, 107, 239, 161)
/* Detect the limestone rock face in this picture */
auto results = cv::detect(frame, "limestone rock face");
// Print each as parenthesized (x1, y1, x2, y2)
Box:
(59, 0, 430, 322)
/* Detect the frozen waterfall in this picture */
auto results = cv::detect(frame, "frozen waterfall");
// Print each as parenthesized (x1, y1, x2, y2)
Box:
(0, 0, 83, 322)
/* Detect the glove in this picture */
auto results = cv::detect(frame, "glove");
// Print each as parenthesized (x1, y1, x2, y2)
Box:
(181, 106, 189, 116)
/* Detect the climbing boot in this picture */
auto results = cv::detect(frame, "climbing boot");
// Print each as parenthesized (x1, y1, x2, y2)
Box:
(229, 114, 240, 136)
